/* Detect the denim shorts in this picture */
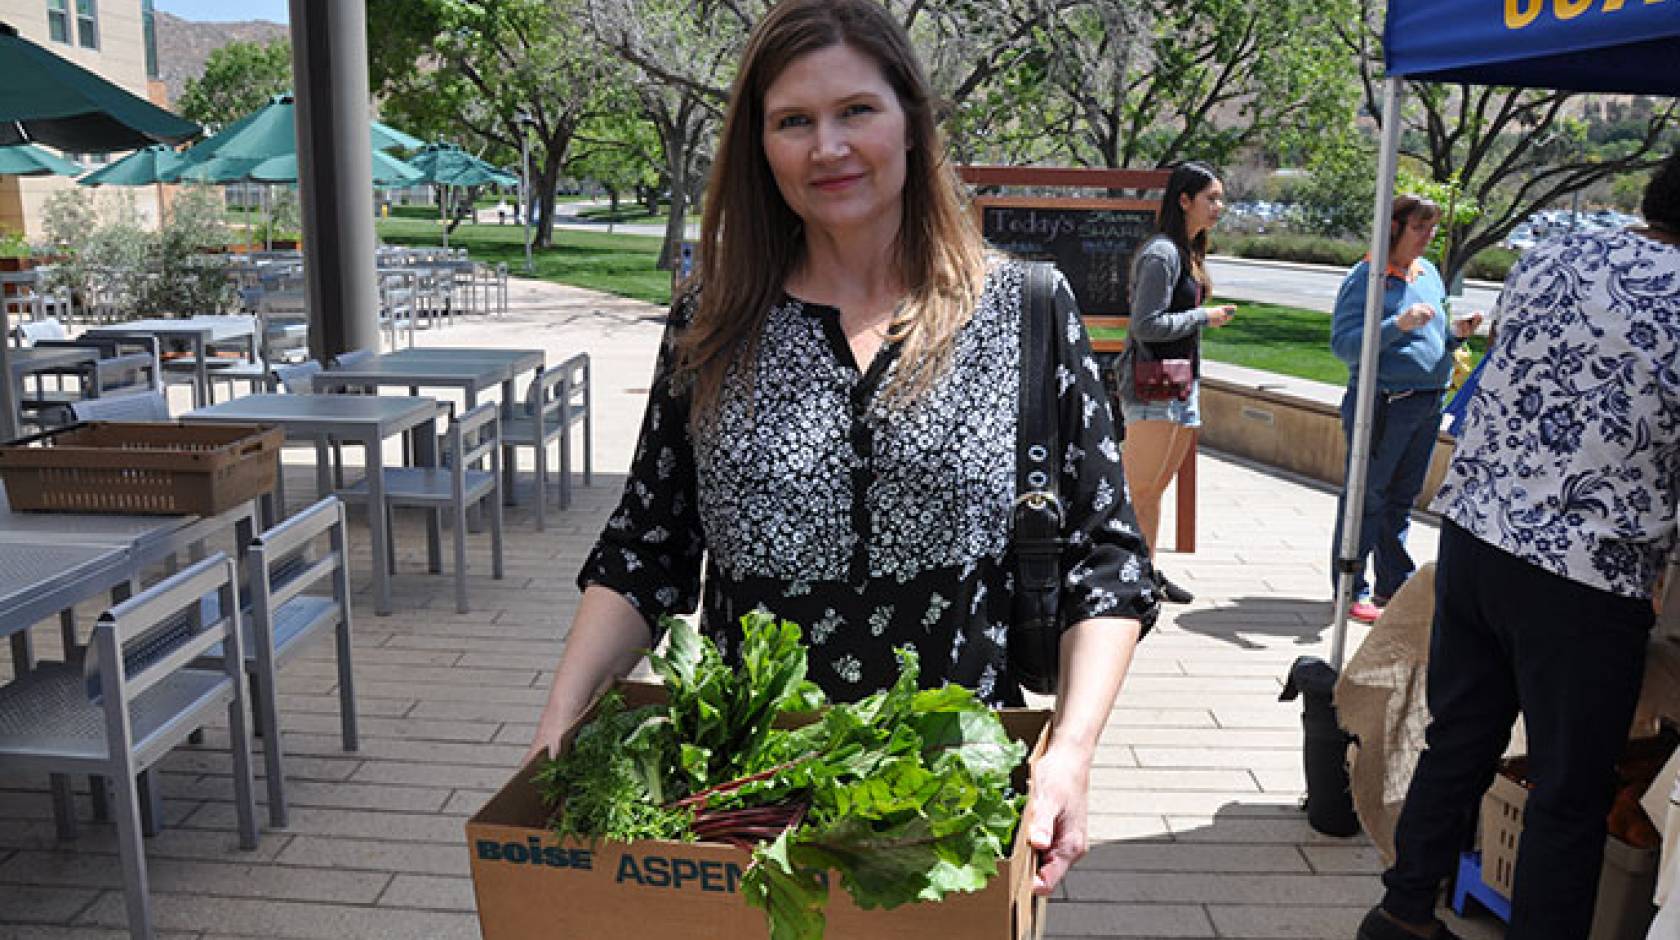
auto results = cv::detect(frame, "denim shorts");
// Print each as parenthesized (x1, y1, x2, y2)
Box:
(1121, 383, 1202, 428)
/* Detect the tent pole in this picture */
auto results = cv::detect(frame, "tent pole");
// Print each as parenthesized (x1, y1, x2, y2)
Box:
(1331, 75, 1406, 671)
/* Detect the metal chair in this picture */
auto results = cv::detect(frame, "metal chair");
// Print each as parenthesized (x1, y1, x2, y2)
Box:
(340, 401, 504, 613)
(271, 359, 323, 395)
(0, 553, 260, 940)
(69, 390, 171, 423)
(500, 353, 590, 527)
(332, 347, 377, 370)
(268, 360, 341, 511)
(193, 496, 356, 828)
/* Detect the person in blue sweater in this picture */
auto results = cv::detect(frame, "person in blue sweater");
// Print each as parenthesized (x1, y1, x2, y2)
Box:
(1329, 194, 1481, 624)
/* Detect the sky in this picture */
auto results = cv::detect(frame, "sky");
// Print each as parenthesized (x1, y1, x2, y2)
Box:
(154, 0, 289, 24)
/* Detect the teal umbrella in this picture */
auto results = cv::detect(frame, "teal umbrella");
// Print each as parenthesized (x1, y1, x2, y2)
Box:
(409, 142, 517, 188)
(0, 142, 83, 176)
(0, 22, 200, 152)
(373, 121, 424, 153)
(408, 142, 516, 245)
(77, 143, 183, 186)
(164, 94, 422, 185)
(166, 94, 416, 177)
(173, 148, 421, 186)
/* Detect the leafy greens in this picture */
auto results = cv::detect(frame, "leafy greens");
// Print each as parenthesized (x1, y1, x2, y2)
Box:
(533, 612, 1028, 940)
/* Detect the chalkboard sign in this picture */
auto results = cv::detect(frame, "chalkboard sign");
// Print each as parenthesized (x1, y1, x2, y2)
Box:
(976, 198, 1158, 315)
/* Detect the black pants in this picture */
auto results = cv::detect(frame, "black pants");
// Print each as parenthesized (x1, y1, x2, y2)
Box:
(1381, 521, 1653, 938)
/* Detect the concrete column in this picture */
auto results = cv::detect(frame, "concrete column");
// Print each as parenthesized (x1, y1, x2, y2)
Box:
(289, 0, 379, 361)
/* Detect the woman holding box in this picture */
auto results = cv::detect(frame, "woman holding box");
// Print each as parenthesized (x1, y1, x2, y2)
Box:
(526, 0, 1158, 897)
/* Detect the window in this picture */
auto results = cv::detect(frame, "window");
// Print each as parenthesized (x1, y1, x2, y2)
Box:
(75, 0, 97, 50)
(142, 0, 157, 78)
(46, 0, 68, 44)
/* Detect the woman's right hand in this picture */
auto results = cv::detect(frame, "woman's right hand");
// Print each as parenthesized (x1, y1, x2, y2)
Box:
(1397, 302, 1435, 332)
(525, 701, 581, 766)
(521, 586, 656, 766)
(1205, 304, 1237, 327)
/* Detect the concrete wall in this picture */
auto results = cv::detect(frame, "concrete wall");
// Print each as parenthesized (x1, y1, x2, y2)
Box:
(0, 0, 162, 239)
(1197, 361, 1455, 511)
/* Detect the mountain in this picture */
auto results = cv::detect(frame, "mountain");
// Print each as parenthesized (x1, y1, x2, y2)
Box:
(153, 11, 289, 105)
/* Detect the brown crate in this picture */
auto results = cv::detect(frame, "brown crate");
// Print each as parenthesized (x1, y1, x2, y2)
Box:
(0, 422, 282, 515)
(468, 680, 1048, 940)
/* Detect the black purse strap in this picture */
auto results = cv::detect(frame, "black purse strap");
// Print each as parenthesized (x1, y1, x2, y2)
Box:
(1015, 262, 1063, 596)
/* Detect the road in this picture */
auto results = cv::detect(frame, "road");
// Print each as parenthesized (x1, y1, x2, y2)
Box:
(508, 201, 1506, 315)
(1207, 256, 1503, 315)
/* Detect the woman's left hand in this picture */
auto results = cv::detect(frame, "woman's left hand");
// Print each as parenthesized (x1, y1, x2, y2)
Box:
(1451, 310, 1485, 339)
(1025, 741, 1094, 896)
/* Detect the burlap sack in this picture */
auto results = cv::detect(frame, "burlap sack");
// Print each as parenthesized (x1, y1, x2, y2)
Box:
(1334, 564, 1436, 865)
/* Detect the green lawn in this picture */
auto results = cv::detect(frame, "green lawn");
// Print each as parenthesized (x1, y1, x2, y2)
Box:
(574, 204, 698, 226)
(375, 224, 1477, 390)
(376, 218, 673, 305)
(1089, 298, 1487, 387)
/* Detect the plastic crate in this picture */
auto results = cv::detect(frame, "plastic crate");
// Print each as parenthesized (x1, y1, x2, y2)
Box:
(0, 421, 282, 515)
(1479, 761, 1528, 898)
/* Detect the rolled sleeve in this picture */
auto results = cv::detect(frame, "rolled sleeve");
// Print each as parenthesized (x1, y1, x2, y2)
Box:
(1048, 270, 1160, 634)
(576, 299, 706, 640)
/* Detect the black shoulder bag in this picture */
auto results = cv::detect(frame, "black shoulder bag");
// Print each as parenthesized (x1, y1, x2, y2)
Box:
(1008, 262, 1065, 695)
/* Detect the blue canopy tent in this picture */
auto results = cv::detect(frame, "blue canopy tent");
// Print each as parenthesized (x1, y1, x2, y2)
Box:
(1330, 2, 1680, 668)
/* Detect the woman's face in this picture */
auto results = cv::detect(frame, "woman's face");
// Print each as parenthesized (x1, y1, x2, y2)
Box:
(1391, 213, 1438, 265)
(1178, 178, 1225, 237)
(761, 43, 910, 244)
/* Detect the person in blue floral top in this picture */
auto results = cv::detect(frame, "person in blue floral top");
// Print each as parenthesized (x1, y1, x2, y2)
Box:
(1359, 154, 1680, 940)
(522, 0, 1158, 899)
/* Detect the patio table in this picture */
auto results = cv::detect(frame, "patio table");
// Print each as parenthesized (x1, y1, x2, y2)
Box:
(316, 347, 545, 498)
(0, 486, 261, 667)
(83, 316, 260, 408)
(181, 393, 440, 616)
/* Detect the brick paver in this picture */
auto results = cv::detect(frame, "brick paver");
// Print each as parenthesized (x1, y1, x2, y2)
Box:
(0, 278, 1501, 939)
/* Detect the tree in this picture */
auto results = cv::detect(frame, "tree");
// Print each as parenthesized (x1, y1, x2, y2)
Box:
(1339, 0, 1680, 284)
(1035, 0, 1362, 170)
(568, 97, 663, 229)
(370, 0, 618, 248)
(583, 0, 1080, 263)
(177, 39, 292, 128)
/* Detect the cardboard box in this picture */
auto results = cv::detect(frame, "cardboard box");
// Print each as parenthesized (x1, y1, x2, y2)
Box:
(467, 680, 1049, 940)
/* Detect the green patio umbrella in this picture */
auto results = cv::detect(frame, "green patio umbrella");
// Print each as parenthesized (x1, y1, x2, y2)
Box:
(0, 142, 83, 176)
(408, 142, 517, 245)
(0, 21, 199, 444)
(77, 143, 183, 186)
(0, 22, 200, 151)
(161, 94, 423, 248)
(409, 142, 518, 188)
(165, 94, 417, 177)
(171, 148, 421, 186)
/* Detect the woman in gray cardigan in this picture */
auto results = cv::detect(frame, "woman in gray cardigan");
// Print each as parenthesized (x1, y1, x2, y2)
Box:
(1118, 162, 1236, 600)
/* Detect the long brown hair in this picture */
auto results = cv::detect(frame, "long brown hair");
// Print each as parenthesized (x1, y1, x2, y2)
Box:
(1154, 160, 1219, 290)
(677, 0, 986, 422)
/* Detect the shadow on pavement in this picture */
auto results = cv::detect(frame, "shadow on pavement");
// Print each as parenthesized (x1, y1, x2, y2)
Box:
(1170, 596, 1335, 650)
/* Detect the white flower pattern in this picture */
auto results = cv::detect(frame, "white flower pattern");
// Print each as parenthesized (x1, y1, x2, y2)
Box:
(578, 260, 1158, 707)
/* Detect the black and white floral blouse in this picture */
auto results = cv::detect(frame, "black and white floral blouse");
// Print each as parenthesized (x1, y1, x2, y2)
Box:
(579, 259, 1157, 706)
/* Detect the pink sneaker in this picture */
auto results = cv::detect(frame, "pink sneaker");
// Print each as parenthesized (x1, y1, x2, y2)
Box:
(1349, 600, 1382, 624)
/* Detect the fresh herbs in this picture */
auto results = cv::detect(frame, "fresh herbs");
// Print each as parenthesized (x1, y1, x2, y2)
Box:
(533, 612, 1028, 940)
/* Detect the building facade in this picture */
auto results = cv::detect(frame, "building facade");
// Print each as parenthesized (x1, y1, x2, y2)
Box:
(0, 0, 167, 240)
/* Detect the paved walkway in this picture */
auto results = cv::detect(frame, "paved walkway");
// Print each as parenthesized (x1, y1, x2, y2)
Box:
(0, 278, 1502, 939)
